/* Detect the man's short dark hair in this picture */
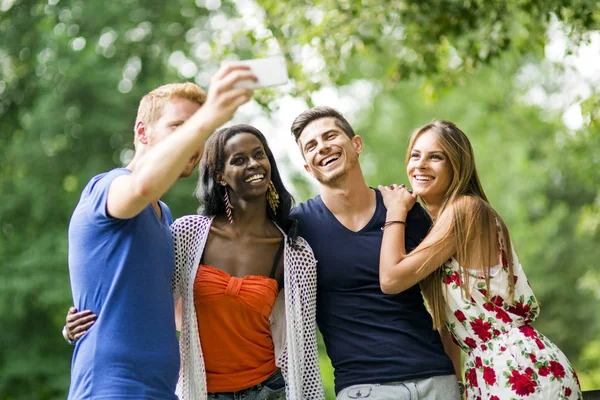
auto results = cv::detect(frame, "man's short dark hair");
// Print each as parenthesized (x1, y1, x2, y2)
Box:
(290, 106, 356, 142)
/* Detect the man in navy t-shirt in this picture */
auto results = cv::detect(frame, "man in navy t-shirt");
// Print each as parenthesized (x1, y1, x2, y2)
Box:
(67, 65, 256, 399)
(290, 107, 462, 399)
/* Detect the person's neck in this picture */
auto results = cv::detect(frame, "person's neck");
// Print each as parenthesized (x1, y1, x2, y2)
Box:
(319, 167, 374, 217)
(422, 197, 441, 221)
(228, 197, 272, 236)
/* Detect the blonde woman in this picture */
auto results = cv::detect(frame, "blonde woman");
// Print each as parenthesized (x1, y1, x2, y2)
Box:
(377, 120, 582, 399)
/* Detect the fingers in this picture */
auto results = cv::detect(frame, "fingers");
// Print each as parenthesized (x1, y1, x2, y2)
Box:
(66, 310, 97, 341)
(210, 67, 257, 95)
(212, 62, 251, 81)
(66, 309, 95, 323)
(71, 318, 96, 339)
(378, 184, 410, 192)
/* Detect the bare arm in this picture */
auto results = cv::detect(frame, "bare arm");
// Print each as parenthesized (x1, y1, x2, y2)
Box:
(107, 64, 256, 219)
(378, 185, 456, 294)
(439, 326, 463, 381)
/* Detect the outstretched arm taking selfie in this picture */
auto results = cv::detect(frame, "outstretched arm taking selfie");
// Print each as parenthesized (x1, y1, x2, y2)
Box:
(107, 64, 257, 219)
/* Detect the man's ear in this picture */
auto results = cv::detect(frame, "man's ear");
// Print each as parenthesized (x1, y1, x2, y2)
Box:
(135, 121, 149, 145)
(303, 163, 315, 177)
(352, 135, 363, 155)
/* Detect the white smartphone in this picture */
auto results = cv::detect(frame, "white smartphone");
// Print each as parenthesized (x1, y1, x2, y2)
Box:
(233, 56, 289, 89)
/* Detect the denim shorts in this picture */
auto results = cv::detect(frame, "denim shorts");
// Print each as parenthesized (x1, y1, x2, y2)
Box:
(207, 370, 286, 400)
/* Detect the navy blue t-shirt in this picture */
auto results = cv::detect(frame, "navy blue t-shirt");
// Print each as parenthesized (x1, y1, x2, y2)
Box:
(68, 168, 179, 399)
(292, 189, 454, 394)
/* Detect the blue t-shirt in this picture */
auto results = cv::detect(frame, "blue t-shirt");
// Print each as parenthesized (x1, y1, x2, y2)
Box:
(292, 189, 454, 394)
(68, 168, 179, 400)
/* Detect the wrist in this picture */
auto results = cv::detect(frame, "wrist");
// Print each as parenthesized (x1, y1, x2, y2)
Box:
(62, 325, 75, 345)
(386, 208, 408, 220)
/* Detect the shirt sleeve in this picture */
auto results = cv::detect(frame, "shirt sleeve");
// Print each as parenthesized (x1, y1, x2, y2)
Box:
(405, 202, 433, 251)
(84, 168, 131, 220)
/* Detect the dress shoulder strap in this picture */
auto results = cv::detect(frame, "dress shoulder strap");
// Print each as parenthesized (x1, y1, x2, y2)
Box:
(269, 238, 285, 279)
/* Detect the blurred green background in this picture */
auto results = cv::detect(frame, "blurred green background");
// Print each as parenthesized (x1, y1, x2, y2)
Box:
(1, 0, 599, 398)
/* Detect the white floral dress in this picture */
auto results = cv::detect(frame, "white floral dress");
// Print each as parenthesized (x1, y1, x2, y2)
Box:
(442, 245, 582, 400)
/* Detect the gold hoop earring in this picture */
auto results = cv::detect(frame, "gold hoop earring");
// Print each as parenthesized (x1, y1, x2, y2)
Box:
(220, 181, 234, 224)
(267, 181, 280, 215)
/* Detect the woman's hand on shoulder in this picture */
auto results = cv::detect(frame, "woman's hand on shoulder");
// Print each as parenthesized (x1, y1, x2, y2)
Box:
(378, 184, 416, 219)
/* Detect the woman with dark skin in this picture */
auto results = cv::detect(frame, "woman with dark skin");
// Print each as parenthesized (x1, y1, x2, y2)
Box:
(65, 125, 324, 400)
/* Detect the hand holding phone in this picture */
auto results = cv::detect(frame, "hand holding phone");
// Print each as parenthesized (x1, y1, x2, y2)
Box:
(232, 56, 289, 89)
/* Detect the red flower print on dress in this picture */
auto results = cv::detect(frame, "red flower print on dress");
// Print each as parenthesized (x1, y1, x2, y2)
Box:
(518, 325, 537, 338)
(508, 369, 537, 396)
(490, 295, 504, 307)
(538, 365, 550, 377)
(508, 301, 531, 319)
(490, 396, 500, 400)
(495, 308, 513, 323)
(464, 337, 477, 348)
(444, 271, 461, 285)
(573, 369, 581, 386)
(479, 288, 487, 297)
(549, 360, 566, 379)
(501, 250, 508, 267)
(475, 356, 482, 368)
(483, 366, 497, 386)
(454, 310, 467, 322)
(483, 302, 494, 312)
(470, 318, 492, 342)
(535, 338, 546, 350)
(565, 387, 572, 396)
(466, 368, 478, 388)
(529, 353, 537, 363)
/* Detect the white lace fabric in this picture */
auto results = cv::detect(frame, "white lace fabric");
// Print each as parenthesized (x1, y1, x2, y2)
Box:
(171, 215, 325, 400)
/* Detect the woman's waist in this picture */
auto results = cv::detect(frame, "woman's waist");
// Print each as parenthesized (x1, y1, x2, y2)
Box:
(460, 323, 545, 355)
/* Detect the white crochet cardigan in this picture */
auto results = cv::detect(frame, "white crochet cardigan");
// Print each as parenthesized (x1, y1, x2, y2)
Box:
(170, 215, 325, 400)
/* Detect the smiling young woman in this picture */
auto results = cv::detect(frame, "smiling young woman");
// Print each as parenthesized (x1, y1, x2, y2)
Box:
(64, 124, 325, 400)
(378, 120, 582, 399)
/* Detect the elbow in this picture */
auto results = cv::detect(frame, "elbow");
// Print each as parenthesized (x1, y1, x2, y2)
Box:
(133, 178, 156, 204)
(380, 275, 401, 295)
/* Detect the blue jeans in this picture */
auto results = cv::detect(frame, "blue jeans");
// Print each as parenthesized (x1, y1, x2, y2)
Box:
(207, 370, 286, 400)
(336, 374, 460, 400)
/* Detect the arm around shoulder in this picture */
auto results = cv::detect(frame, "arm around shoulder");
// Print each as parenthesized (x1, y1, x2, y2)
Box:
(379, 204, 457, 294)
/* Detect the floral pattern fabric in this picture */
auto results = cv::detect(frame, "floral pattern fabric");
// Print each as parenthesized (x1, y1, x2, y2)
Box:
(442, 248, 582, 400)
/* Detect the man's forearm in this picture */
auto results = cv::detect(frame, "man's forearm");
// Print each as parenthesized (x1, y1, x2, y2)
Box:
(131, 112, 211, 203)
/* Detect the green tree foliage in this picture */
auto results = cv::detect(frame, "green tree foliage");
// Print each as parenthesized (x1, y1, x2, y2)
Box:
(1, 0, 598, 398)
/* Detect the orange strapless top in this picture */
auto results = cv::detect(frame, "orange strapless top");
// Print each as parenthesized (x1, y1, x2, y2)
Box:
(194, 264, 279, 392)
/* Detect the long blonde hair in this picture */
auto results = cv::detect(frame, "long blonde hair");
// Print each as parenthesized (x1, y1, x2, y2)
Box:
(405, 120, 516, 330)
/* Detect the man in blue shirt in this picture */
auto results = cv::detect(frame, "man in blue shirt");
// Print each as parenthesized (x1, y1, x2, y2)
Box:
(290, 107, 462, 400)
(67, 64, 256, 399)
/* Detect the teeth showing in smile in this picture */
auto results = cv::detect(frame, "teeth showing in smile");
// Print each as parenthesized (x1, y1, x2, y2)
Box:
(245, 174, 265, 183)
(414, 176, 433, 181)
(320, 155, 339, 166)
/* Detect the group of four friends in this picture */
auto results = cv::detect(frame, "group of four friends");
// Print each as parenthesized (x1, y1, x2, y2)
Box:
(63, 63, 582, 399)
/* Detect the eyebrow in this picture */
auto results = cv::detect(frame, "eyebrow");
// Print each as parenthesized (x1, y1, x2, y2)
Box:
(411, 149, 445, 155)
(230, 146, 264, 158)
(302, 129, 339, 151)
